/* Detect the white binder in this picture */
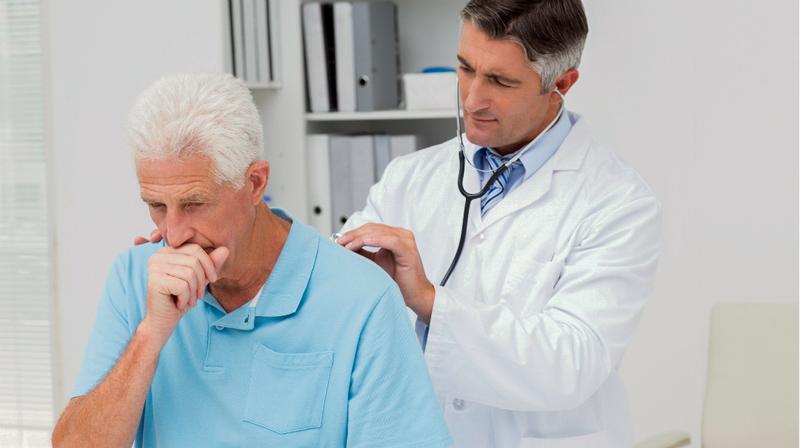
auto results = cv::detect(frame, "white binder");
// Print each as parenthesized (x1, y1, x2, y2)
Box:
(306, 134, 333, 236)
(334, 2, 356, 112)
(302, 2, 330, 112)
(329, 135, 352, 230)
(390, 135, 419, 159)
(230, 0, 245, 78)
(348, 135, 376, 217)
(242, 0, 258, 82)
(373, 134, 392, 181)
(255, 0, 271, 83)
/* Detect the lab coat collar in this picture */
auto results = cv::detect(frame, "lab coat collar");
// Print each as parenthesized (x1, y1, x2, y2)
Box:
(470, 112, 592, 233)
(461, 111, 589, 174)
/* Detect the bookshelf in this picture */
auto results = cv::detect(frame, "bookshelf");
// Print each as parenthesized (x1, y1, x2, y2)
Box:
(243, 0, 468, 224)
(306, 109, 457, 122)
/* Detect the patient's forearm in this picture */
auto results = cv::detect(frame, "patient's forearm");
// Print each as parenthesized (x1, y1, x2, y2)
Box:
(52, 322, 163, 447)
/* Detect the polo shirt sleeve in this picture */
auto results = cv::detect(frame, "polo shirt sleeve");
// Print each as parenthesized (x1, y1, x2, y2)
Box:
(346, 284, 452, 447)
(71, 252, 137, 398)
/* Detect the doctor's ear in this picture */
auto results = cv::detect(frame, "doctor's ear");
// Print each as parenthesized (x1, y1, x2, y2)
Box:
(552, 68, 580, 98)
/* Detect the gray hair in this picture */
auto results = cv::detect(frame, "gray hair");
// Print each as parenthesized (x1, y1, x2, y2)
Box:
(461, 0, 589, 92)
(127, 73, 263, 189)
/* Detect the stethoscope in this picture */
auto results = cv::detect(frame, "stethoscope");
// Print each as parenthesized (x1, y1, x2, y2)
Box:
(439, 81, 566, 286)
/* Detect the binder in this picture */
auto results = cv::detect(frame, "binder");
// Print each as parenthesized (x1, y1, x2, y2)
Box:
(242, 0, 258, 82)
(230, 0, 245, 78)
(348, 135, 376, 215)
(255, 0, 272, 83)
(352, 1, 399, 111)
(302, 2, 330, 112)
(373, 134, 392, 181)
(306, 134, 333, 236)
(329, 135, 352, 229)
(320, 3, 338, 110)
(334, 2, 356, 112)
(390, 134, 418, 159)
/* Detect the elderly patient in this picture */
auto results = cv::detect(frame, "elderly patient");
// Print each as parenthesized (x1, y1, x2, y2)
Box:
(52, 74, 451, 448)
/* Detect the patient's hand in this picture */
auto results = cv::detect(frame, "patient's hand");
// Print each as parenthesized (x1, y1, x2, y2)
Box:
(134, 229, 163, 245)
(141, 243, 228, 346)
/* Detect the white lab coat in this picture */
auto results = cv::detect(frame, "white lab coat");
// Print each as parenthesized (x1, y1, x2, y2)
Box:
(342, 113, 661, 448)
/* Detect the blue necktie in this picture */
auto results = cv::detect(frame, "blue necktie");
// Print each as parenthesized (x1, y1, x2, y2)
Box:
(480, 149, 514, 216)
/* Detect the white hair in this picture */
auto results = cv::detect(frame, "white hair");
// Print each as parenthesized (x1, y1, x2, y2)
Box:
(127, 73, 263, 189)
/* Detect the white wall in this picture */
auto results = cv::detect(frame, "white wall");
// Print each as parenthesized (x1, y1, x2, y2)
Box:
(48, 1, 798, 446)
(48, 0, 228, 409)
(572, 1, 798, 445)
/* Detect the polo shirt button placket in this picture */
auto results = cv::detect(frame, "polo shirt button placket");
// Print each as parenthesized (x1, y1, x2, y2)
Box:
(215, 325, 224, 331)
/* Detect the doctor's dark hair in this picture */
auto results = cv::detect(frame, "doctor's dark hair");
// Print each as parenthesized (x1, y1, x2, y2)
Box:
(461, 0, 588, 92)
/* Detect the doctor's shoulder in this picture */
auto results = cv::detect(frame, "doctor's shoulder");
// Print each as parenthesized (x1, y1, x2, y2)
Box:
(579, 143, 660, 206)
(378, 137, 456, 187)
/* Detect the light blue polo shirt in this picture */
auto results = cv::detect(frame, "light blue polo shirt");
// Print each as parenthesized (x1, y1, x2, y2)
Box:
(73, 209, 451, 447)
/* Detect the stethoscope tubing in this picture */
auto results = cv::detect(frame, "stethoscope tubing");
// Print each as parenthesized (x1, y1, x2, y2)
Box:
(440, 85, 565, 287)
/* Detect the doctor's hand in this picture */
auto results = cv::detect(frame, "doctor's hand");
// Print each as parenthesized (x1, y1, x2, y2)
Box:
(337, 224, 434, 323)
(140, 244, 229, 347)
(133, 228, 163, 246)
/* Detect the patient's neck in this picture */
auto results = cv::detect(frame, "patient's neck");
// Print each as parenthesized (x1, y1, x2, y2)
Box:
(210, 204, 290, 312)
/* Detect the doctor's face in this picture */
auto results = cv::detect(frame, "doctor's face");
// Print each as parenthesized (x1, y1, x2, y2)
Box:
(457, 21, 565, 155)
(136, 155, 265, 277)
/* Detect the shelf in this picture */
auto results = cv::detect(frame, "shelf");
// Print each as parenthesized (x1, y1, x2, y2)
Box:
(247, 82, 282, 90)
(306, 109, 457, 121)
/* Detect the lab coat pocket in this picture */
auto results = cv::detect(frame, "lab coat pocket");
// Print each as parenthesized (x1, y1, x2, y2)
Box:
(243, 344, 334, 434)
(504, 259, 565, 317)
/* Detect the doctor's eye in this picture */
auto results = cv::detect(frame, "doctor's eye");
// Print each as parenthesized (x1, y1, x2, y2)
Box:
(490, 77, 513, 88)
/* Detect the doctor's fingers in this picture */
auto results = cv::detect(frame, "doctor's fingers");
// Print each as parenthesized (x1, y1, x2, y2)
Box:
(133, 229, 163, 246)
(346, 231, 418, 264)
(162, 244, 219, 282)
(341, 224, 414, 246)
(339, 223, 406, 244)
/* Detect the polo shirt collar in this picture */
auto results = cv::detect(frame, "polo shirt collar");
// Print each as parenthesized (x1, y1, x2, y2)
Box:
(205, 208, 319, 329)
(254, 208, 318, 318)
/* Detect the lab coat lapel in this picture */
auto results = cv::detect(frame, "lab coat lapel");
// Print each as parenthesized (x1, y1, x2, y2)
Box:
(475, 118, 592, 235)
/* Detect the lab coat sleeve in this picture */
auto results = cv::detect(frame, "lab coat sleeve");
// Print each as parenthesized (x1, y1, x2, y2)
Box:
(424, 195, 662, 412)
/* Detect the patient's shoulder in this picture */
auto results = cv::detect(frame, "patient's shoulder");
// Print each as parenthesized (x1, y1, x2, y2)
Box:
(311, 237, 398, 307)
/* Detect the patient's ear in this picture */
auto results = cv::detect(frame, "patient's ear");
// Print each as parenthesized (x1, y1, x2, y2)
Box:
(245, 160, 270, 205)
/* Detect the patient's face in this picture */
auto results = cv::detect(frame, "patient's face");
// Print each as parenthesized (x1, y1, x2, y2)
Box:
(136, 155, 254, 273)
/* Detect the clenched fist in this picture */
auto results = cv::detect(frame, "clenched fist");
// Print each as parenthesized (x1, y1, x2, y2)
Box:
(140, 243, 229, 346)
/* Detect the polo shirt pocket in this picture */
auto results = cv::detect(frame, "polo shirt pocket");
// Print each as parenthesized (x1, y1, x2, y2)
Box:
(243, 343, 334, 434)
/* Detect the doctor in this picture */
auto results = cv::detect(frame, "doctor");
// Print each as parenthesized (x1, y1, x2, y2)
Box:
(336, 0, 661, 447)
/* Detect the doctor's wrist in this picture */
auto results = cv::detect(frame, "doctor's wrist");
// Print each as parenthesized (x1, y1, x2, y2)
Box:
(408, 281, 435, 325)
